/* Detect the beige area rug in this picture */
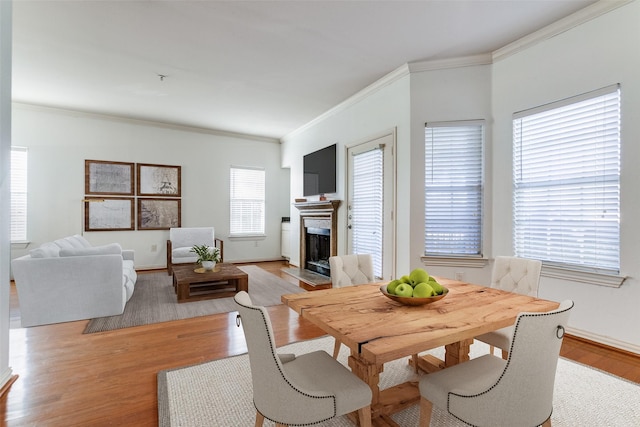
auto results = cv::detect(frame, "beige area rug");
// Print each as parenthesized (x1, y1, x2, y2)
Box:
(158, 336, 640, 427)
(83, 266, 304, 333)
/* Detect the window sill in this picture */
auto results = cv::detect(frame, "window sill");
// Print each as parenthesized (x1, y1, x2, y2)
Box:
(420, 256, 488, 268)
(11, 241, 31, 249)
(541, 265, 626, 288)
(229, 234, 266, 240)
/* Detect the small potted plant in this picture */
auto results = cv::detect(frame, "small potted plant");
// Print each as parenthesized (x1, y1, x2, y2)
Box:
(190, 244, 221, 271)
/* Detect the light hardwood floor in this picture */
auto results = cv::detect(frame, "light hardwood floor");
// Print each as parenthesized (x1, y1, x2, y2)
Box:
(2, 261, 639, 426)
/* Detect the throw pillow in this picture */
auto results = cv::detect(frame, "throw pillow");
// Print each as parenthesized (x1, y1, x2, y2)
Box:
(59, 243, 122, 257)
(29, 242, 61, 258)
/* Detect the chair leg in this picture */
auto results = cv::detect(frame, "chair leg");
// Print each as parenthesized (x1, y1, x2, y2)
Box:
(489, 345, 495, 355)
(357, 405, 372, 427)
(542, 417, 552, 427)
(255, 411, 264, 427)
(419, 397, 433, 427)
(333, 339, 341, 359)
(501, 349, 508, 360)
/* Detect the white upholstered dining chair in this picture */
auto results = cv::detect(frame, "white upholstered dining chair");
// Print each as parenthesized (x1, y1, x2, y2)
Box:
(475, 256, 542, 359)
(234, 291, 373, 427)
(328, 254, 375, 358)
(166, 227, 223, 275)
(419, 300, 574, 427)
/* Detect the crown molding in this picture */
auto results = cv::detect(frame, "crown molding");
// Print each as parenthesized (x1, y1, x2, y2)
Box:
(493, 0, 632, 62)
(282, 64, 411, 142)
(12, 102, 281, 144)
(408, 54, 493, 73)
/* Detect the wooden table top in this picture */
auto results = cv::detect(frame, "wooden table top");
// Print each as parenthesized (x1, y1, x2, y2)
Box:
(282, 277, 559, 365)
(172, 262, 248, 284)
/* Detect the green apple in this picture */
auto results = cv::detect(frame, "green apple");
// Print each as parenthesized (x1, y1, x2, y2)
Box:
(413, 282, 435, 298)
(386, 279, 401, 295)
(428, 279, 445, 295)
(400, 275, 411, 284)
(394, 283, 414, 297)
(409, 268, 430, 287)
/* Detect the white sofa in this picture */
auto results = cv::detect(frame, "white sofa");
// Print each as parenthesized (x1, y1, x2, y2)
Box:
(11, 234, 137, 327)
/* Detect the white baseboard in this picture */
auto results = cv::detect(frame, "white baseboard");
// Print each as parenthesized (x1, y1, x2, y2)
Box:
(567, 326, 640, 355)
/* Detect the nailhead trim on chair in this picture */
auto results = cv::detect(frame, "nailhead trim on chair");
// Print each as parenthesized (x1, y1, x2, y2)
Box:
(446, 301, 574, 427)
(236, 300, 338, 426)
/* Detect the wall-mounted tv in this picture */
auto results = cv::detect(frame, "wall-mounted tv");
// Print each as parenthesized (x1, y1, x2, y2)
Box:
(303, 144, 337, 197)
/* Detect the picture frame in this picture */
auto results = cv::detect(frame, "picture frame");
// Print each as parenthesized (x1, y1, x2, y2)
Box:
(85, 160, 135, 196)
(137, 198, 181, 230)
(137, 163, 181, 197)
(84, 197, 135, 231)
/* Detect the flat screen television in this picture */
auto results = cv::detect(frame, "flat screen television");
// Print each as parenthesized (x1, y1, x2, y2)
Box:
(303, 144, 337, 197)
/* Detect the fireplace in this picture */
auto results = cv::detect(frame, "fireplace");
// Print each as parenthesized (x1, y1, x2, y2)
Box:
(295, 200, 340, 278)
(305, 227, 331, 276)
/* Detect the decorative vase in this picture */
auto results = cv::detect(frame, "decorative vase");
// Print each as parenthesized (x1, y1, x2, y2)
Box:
(201, 261, 216, 271)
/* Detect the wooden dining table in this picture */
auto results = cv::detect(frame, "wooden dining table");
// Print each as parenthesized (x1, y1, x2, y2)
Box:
(281, 277, 559, 426)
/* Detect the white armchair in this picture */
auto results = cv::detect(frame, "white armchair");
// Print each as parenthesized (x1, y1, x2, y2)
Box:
(234, 291, 372, 427)
(328, 254, 375, 358)
(419, 300, 574, 427)
(166, 227, 224, 275)
(475, 256, 542, 359)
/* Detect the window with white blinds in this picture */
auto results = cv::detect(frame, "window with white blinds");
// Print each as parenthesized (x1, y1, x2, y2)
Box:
(513, 84, 621, 274)
(351, 147, 383, 278)
(424, 121, 484, 256)
(11, 147, 28, 242)
(229, 166, 265, 236)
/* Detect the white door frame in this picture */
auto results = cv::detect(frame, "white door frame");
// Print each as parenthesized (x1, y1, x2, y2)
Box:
(345, 128, 397, 281)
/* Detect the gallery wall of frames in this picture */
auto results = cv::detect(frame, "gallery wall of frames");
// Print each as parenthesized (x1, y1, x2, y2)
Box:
(83, 160, 182, 231)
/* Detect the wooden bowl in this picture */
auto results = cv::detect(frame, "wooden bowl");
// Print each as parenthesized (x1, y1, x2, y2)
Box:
(379, 284, 448, 306)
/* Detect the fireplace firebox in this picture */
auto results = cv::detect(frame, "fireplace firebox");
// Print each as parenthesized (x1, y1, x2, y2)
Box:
(305, 227, 331, 276)
(295, 200, 340, 278)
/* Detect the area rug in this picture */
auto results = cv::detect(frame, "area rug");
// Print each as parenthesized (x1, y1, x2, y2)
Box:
(83, 265, 303, 333)
(158, 336, 640, 427)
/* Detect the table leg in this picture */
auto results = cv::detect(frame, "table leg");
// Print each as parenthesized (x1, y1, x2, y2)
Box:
(177, 281, 190, 302)
(348, 354, 382, 406)
(444, 338, 473, 367)
(237, 276, 248, 292)
(348, 352, 417, 426)
(410, 338, 474, 373)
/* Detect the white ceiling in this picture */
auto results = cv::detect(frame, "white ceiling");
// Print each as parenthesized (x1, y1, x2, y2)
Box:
(12, 0, 600, 140)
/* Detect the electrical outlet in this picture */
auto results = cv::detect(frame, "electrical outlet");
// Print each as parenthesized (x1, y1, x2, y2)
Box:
(455, 272, 464, 281)
(151, 244, 157, 252)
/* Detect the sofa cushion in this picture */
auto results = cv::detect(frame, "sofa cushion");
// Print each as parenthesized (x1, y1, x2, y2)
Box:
(53, 237, 75, 250)
(67, 234, 92, 248)
(59, 243, 122, 257)
(122, 260, 137, 301)
(172, 246, 197, 259)
(30, 242, 61, 258)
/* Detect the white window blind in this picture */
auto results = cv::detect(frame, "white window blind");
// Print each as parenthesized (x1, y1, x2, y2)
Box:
(513, 85, 621, 273)
(229, 167, 265, 236)
(11, 147, 28, 242)
(351, 147, 383, 278)
(424, 121, 484, 256)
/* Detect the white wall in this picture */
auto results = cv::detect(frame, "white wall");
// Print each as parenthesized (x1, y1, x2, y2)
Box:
(408, 64, 493, 283)
(281, 2, 640, 352)
(281, 72, 411, 272)
(11, 104, 291, 268)
(491, 1, 640, 351)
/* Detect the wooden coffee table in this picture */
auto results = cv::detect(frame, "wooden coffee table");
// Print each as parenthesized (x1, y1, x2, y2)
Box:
(172, 263, 248, 303)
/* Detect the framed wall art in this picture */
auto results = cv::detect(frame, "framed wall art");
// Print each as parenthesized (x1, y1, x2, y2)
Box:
(137, 198, 181, 230)
(85, 160, 134, 195)
(137, 163, 181, 197)
(84, 197, 135, 231)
